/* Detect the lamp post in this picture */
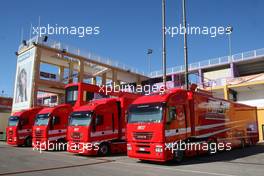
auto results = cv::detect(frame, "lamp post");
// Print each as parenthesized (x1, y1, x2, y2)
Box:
(226, 26, 233, 61)
(182, 0, 189, 90)
(162, 0, 167, 89)
(147, 49, 153, 74)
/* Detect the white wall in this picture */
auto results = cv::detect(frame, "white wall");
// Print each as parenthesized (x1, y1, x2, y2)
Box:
(0, 112, 9, 135)
(212, 91, 225, 99)
(237, 89, 264, 108)
(204, 68, 231, 80)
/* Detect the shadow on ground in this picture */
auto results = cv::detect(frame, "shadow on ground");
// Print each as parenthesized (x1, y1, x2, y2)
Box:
(138, 144, 264, 166)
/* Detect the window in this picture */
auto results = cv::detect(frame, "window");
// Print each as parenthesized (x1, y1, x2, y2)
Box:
(35, 114, 50, 126)
(96, 115, 103, 126)
(86, 92, 94, 102)
(65, 86, 78, 105)
(69, 112, 92, 126)
(128, 104, 164, 123)
(20, 118, 29, 126)
(8, 116, 19, 126)
(53, 116, 60, 125)
(167, 106, 176, 124)
(94, 93, 109, 100)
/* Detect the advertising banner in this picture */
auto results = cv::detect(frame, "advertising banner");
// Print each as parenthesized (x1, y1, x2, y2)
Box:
(12, 48, 36, 111)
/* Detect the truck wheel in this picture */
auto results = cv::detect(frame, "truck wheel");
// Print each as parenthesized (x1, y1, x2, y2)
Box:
(25, 137, 32, 147)
(173, 149, 184, 163)
(98, 143, 110, 156)
(248, 139, 254, 146)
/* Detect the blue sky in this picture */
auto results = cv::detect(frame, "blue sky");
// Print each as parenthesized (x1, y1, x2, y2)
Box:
(0, 0, 263, 97)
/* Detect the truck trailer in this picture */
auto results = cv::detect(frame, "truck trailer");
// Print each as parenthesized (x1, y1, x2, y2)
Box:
(6, 107, 43, 146)
(32, 82, 107, 150)
(126, 86, 259, 162)
(67, 92, 139, 156)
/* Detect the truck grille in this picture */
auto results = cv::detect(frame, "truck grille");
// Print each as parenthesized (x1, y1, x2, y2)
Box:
(35, 130, 44, 139)
(133, 132, 153, 140)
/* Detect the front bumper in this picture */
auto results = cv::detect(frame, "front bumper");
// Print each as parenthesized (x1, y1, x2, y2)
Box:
(7, 136, 25, 146)
(127, 142, 171, 162)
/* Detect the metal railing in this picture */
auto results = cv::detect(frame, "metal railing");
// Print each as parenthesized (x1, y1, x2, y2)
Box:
(19, 36, 147, 76)
(150, 48, 264, 78)
(19, 37, 264, 79)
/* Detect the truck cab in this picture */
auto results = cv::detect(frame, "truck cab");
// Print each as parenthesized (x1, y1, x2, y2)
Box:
(6, 107, 43, 146)
(67, 93, 139, 156)
(32, 82, 107, 150)
(126, 88, 191, 162)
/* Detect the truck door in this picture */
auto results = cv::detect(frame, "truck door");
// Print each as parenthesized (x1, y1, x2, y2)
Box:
(49, 115, 63, 141)
(91, 112, 117, 142)
(18, 118, 30, 140)
(91, 114, 105, 141)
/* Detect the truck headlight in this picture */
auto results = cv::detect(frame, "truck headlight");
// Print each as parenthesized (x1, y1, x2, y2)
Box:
(14, 137, 17, 142)
(155, 145, 163, 153)
(127, 144, 132, 151)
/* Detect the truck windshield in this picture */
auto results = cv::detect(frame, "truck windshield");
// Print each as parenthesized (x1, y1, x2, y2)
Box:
(69, 112, 92, 126)
(66, 86, 79, 105)
(128, 104, 163, 123)
(8, 116, 19, 126)
(35, 113, 50, 126)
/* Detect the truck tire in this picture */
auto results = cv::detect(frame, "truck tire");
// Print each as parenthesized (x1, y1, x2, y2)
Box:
(241, 139, 245, 149)
(25, 137, 32, 147)
(57, 139, 67, 151)
(98, 143, 110, 156)
(173, 149, 184, 163)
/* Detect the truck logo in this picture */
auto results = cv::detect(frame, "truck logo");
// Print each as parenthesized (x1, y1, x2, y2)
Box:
(137, 126, 145, 130)
(74, 128, 79, 131)
(139, 147, 145, 151)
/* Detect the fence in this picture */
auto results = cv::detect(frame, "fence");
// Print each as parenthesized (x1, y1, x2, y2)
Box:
(150, 48, 264, 77)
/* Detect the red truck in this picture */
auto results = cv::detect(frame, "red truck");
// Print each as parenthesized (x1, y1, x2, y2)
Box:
(32, 82, 107, 150)
(67, 92, 139, 156)
(126, 86, 259, 162)
(6, 107, 43, 146)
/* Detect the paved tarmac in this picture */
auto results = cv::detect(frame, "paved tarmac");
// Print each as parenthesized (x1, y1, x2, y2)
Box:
(0, 142, 263, 176)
